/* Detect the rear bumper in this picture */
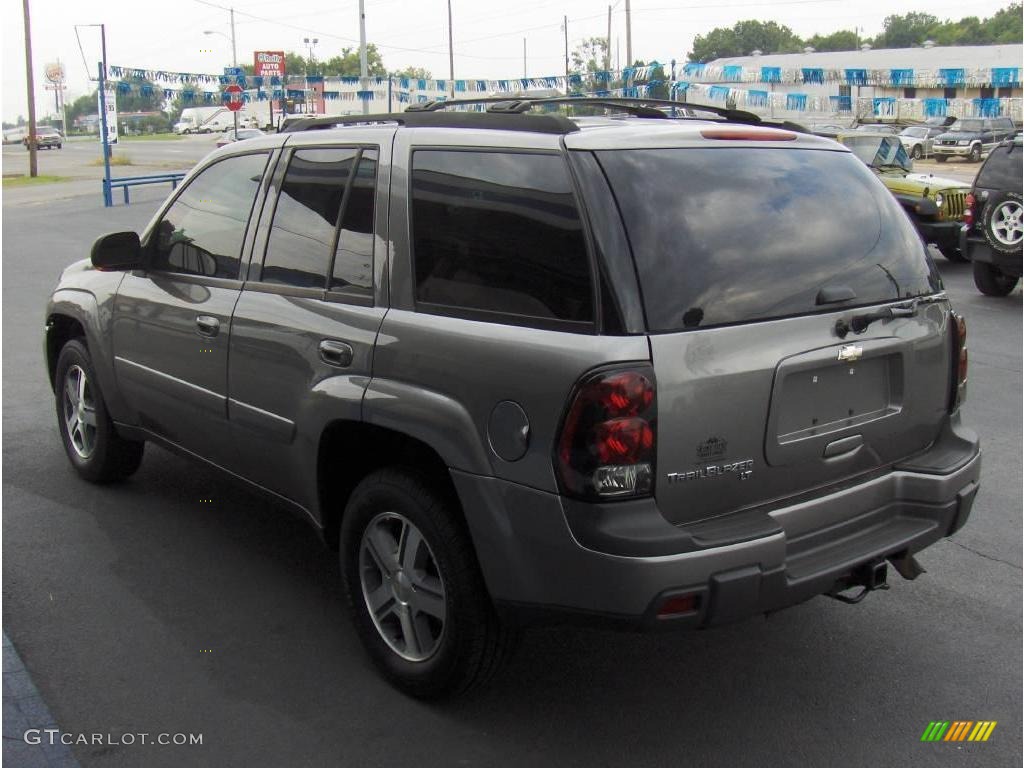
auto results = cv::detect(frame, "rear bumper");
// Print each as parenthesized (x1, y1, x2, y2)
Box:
(961, 229, 1023, 276)
(454, 416, 980, 628)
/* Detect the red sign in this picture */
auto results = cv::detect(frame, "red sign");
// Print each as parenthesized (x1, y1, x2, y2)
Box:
(254, 50, 286, 79)
(225, 84, 244, 112)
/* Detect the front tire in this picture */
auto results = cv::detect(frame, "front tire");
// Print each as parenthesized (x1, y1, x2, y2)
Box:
(911, 144, 922, 160)
(973, 261, 1019, 296)
(938, 244, 968, 262)
(340, 468, 514, 699)
(54, 340, 144, 483)
(935, 155, 947, 163)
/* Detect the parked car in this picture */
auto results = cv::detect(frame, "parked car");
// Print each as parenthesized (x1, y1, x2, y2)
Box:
(216, 128, 265, 148)
(45, 98, 980, 698)
(23, 126, 62, 150)
(855, 123, 899, 135)
(837, 132, 970, 260)
(898, 125, 944, 159)
(961, 136, 1022, 296)
(934, 117, 1016, 163)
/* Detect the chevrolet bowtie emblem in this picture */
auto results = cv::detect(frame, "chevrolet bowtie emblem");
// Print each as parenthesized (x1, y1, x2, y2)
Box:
(838, 344, 863, 362)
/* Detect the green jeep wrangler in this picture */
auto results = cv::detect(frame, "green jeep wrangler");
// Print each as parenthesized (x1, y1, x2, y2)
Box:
(838, 133, 970, 261)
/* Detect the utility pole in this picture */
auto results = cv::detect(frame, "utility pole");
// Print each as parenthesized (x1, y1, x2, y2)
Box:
(625, 0, 632, 69)
(523, 38, 526, 80)
(606, 6, 612, 71)
(447, 0, 455, 99)
(359, 0, 368, 114)
(22, 0, 37, 177)
(563, 15, 569, 92)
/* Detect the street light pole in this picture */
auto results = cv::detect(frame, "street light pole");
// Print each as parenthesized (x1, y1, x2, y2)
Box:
(447, 0, 455, 99)
(230, 7, 238, 135)
(625, 0, 632, 69)
(22, 0, 38, 177)
(359, 0, 368, 115)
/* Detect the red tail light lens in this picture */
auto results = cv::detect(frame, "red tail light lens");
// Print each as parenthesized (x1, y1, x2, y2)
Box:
(950, 311, 968, 411)
(964, 193, 975, 228)
(556, 368, 656, 499)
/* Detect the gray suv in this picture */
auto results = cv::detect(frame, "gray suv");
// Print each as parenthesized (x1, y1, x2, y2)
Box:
(45, 98, 981, 698)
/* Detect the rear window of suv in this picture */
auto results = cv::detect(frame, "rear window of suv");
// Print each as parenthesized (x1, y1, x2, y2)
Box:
(977, 142, 1022, 191)
(596, 147, 940, 332)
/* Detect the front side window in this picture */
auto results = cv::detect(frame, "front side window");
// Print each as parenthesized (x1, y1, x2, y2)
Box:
(262, 148, 358, 288)
(410, 150, 592, 324)
(151, 153, 269, 278)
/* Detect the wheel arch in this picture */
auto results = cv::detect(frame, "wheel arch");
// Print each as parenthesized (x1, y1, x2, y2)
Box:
(317, 421, 467, 552)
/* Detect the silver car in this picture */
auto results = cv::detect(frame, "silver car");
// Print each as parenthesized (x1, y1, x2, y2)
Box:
(44, 98, 981, 698)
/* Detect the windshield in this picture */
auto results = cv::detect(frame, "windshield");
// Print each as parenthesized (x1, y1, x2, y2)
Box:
(594, 147, 939, 331)
(950, 119, 983, 132)
(840, 135, 912, 171)
(901, 128, 926, 138)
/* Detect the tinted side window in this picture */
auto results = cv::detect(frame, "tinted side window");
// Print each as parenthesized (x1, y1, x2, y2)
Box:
(262, 148, 358, 288)
(152, 153, 268, 278)
(977, 144, 1022, 191)
(411, 150, 592, 323)
(331, 150, 377, 293)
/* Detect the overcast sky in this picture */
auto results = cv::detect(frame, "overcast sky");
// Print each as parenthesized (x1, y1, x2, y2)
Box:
(1, 0, 1015, 122)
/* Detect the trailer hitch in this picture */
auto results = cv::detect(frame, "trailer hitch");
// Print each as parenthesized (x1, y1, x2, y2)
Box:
(827, 560, 890, 604)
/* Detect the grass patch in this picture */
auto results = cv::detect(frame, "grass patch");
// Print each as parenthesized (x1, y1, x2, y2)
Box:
(2, 174, 72, 187)
(120, 133, 184, 142)
(89, 154, 134, 167)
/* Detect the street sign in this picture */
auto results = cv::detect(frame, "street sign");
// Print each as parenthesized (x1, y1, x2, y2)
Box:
(97, 88, 118, 144)
(223, 66, 243, 77)
(225, 84, 244, 112)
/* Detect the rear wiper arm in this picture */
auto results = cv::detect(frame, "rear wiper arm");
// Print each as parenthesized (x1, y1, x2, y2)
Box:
(835, 303, 916, 338)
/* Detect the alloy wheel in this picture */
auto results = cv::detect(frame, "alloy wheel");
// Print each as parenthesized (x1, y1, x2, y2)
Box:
(62, 364, 98, 459)
(991, 200, 1023, 247)
(359, 511, 447, 662)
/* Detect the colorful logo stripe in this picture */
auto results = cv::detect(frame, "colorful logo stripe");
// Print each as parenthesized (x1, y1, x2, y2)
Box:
(921, 721, 997, 742)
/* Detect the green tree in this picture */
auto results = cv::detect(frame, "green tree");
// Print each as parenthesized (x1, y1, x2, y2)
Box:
(318, 46, 387, 77)
(571, 37, 609, 73)
(805, 30, 859, 52)
(873, 12, 939, 48)
(391, 66, 432, 80)
(689, 20, 801, 61)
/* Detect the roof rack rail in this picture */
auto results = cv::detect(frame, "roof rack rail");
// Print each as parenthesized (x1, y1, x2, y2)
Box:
(279, 110, 580, 135)
(406, 96, 809, 132)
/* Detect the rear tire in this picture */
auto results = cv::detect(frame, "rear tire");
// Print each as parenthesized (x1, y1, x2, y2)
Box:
(973, 261, 1019, 296)
(54, 340, 144, 483)
(340, 468, 515, 699)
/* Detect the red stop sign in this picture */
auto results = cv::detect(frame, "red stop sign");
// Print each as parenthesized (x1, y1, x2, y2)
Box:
(225, 84, 244, 112)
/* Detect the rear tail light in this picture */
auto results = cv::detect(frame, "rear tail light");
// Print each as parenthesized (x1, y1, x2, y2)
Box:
(556, 367, 656, 500)
(964, 193, 975, 228)
(950, 311, 968, 411)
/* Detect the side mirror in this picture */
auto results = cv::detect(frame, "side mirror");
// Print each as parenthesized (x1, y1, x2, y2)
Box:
(90, 231, 143, 271)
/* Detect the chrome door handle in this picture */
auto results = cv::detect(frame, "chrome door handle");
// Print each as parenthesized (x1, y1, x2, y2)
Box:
(196, 315, 220, 337)
(319, 340, 354, 368)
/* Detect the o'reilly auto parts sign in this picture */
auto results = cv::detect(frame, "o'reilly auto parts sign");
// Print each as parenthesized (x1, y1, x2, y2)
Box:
(254, 51, 285, 79)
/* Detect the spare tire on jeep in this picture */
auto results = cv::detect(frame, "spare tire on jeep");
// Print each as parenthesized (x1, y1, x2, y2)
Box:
(983, 191, 1023, 258)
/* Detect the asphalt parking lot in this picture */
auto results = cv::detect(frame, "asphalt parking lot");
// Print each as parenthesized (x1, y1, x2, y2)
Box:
(2, 155, 1021, 767)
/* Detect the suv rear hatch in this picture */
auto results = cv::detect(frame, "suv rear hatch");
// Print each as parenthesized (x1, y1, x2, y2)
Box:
(592, 143, 953, 525)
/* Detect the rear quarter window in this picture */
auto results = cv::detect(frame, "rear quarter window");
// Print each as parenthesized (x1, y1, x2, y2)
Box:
(977, 144, 1023, 191)
(596, 147, 940, 332)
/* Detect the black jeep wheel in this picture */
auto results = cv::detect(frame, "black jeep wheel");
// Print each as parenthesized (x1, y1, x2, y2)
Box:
(968, 144, 982, 163)
(973, 261, 1019, 297)
(54, 340, 144, 483)
(938, 244, 968, 262)
(340, 468, 515, 699)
